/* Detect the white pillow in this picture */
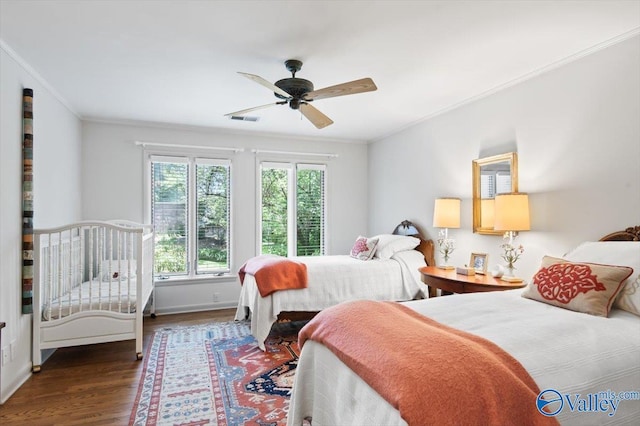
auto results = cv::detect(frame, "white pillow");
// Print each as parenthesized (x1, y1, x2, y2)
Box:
(350, 236, 379, 260)
(372, 234, 420, 260)
(564, 241, 640, 316)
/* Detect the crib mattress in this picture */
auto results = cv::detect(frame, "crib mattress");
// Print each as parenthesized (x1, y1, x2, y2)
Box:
(42, 279, 138, 320)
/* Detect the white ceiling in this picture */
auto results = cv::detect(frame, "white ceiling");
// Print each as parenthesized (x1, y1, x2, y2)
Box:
(1, 1, 639, 143)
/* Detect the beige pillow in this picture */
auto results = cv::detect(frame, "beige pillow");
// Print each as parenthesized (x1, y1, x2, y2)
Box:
(522, 256, 633, 317)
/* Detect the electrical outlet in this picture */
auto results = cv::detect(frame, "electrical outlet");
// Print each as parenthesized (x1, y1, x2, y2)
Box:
(10, 340, 17, 361)
(1, 347, 8, 366)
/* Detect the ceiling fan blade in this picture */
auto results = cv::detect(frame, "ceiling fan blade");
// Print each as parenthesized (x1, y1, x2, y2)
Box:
(299, 103, 334, 129)
(238, 72, 291, 98)
(224, 102, 283, 117)
(304, 77, 377, 101)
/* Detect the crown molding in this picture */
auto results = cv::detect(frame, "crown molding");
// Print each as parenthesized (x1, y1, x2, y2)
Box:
(0, 38, 80, 118)
(374, 27, 640, 143)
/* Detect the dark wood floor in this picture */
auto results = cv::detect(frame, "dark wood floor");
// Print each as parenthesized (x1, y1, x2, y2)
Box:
(0, 309, 236, 425)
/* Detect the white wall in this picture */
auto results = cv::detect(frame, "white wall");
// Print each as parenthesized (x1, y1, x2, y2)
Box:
(81, 121, 369, 313)
(0, 46, 82, 403)
(368, 35, 640, 280)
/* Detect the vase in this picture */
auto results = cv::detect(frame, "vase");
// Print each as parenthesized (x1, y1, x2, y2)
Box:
(504, 264, 515, 277)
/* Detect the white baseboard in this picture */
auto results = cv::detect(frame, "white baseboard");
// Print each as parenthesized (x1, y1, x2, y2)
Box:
(153, 301, 236, 316)
(0, 362, 31, 404)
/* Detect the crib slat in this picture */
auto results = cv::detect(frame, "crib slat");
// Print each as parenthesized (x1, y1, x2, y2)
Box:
(117, 229, 122, 313)
(129, 231, 133, 313)
(46, 233, 53, 321)
(57, 231, 63, 320)
(79, 226, 84, 312)
(89, 227, 94, 310)
(68, 230, 73, 317)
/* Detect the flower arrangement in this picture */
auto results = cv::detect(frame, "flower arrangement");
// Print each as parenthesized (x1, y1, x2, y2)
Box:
(500, 241, 524, 270)
(437, 229, 456, 264)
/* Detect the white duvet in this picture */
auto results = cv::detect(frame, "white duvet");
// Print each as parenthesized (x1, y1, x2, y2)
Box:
(288, 290, 640, 426)
(235, 250, 427, 350)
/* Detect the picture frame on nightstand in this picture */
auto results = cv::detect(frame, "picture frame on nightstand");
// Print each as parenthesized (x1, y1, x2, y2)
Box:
(470, 253, 488, 274)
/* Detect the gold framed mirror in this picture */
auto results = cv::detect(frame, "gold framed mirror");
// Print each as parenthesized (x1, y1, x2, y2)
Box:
(472, 152, 518, 235)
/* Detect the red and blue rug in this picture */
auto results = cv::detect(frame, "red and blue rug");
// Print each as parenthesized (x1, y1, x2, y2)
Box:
(129, 320, 303, 426)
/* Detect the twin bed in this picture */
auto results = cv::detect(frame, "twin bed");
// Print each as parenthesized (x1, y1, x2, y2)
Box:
(235, 223, 435, 349)
(32, 221, 154, 371)
(287, 226, 640, 425)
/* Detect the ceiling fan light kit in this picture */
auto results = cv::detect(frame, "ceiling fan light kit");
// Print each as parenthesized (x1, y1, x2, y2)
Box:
(225, 59, 377, 129)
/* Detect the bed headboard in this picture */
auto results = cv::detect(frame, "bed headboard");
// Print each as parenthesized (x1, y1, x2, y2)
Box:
(392, 220, 436, 267)
(599, 226, 640, 241)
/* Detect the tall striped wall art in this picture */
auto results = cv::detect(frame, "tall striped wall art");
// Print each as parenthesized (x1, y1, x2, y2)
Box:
(22, 88, 34, 314)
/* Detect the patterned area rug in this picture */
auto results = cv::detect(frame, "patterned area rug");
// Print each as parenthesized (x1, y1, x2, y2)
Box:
(129, 320, 304, 426)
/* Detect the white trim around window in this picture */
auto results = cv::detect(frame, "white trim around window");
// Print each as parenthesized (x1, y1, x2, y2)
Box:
(144, 149, 233, 281)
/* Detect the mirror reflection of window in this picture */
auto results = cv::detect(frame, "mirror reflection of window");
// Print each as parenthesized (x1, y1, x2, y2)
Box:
(481, 175, 494, 198)
(495, 172, 512, 194)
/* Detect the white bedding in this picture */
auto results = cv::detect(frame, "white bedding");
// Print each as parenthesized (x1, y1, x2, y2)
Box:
(42, 278, 138, 320)
(288, 290, 640, 425)
(235, 250, 427, 350)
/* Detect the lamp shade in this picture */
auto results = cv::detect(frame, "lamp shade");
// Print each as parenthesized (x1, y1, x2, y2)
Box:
(494, 193, 530, 232)
(433, 198, 461, 229)
(480, 198, 495, 228)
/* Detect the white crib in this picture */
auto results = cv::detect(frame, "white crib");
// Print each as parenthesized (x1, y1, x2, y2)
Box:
(32, 221, 154, 372)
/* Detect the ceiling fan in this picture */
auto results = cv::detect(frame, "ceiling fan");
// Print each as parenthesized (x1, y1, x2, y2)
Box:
(225, 59, 377, 129)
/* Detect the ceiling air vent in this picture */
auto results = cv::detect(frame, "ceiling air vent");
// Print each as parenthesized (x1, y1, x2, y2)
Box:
(229, 115, 259, 122)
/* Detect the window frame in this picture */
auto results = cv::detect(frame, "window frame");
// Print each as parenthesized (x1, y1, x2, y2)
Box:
(257, 160, 328, 257)
(144, 150, 233, 281)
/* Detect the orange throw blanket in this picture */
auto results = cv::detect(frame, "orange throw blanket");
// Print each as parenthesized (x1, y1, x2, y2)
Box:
(299, 300, 558, 425)
(238, 255, 308, 297)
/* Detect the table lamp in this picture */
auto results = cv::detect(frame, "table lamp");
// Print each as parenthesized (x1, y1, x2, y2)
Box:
(433, 198, 460, 268)
(493, 193, 530, 245)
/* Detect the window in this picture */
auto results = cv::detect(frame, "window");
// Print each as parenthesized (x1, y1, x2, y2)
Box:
(150, 155, 231, 277)
(259, 162, 326, 256)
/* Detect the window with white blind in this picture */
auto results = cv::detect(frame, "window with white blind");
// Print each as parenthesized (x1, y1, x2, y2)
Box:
(259, 162, 326, 257)
(150, 155, 231, 278)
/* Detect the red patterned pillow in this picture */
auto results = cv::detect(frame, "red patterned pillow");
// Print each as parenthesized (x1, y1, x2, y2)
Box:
(522, 256, 633, 317)
(350, 236, 379, 260)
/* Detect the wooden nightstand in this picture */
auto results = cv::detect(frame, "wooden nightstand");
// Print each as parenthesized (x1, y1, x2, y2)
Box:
(419, 266, 526, 298)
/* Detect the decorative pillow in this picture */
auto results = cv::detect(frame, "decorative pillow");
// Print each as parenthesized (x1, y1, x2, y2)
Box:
(522, 256, 633, 317)
(373, 234, 420, 260)
(101, 259, 137, 281)
(616, 274, 640, 316)
(563, 241, 640, 317)
(350, 236, 379, 260)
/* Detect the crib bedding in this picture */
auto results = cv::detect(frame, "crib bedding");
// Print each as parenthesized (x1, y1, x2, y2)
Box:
(288, 290, 640, 426)
(42, 278, 138, 320)
(235, 249, 427, 350)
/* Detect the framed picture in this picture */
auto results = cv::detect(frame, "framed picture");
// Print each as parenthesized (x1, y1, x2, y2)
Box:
(470, 253, 489, 273)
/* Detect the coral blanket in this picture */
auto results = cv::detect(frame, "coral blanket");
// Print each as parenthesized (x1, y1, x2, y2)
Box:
(238, 255, 308, 297)
(299, 300, 558, 425)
